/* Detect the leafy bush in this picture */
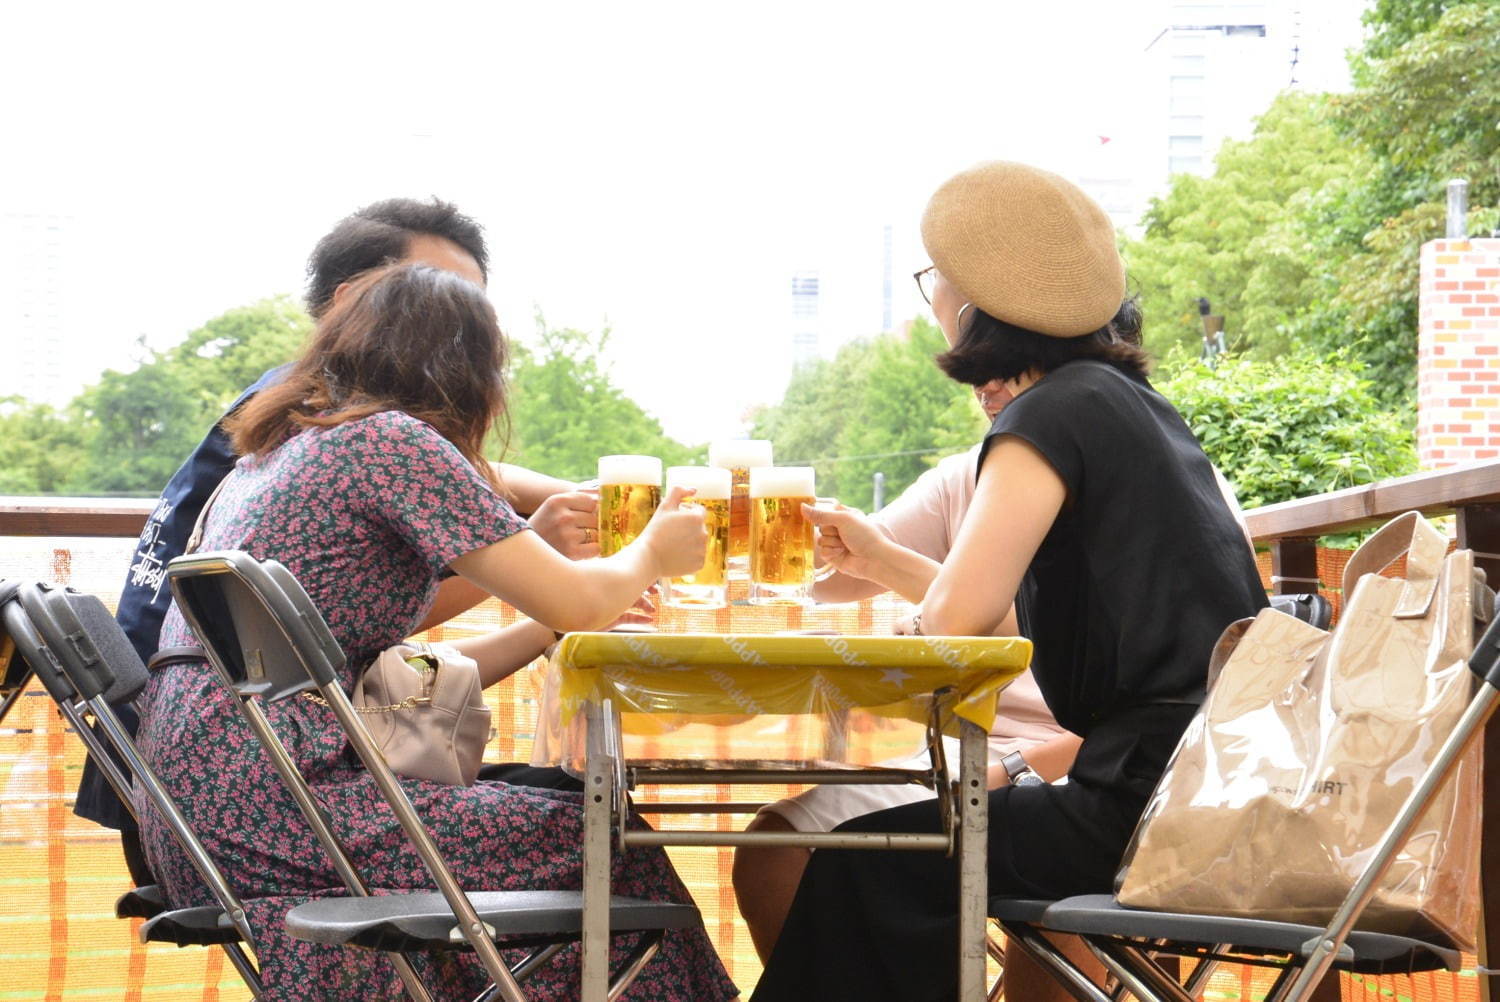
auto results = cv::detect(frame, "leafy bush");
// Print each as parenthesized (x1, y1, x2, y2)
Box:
(1154, 349, 1418, 509)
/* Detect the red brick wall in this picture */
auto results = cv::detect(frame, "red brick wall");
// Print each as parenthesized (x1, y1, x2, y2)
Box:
(1418, 238, 1500, 469)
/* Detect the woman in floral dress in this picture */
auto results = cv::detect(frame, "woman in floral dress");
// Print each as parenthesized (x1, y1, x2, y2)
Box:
(135, 263, 739, 1000)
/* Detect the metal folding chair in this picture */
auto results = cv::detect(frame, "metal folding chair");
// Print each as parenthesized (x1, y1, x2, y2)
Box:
(0, 580, 264, 997)
(991, 598, 1500, 1002)
(166, 549, 698, 1002)
(1267, 592, 1332, 630)
(0, 580, 31, 725)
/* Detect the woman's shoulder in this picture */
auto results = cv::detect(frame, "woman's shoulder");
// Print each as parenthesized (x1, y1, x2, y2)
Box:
(321, 410, 449, 449)
(997, 360, 1124, 420)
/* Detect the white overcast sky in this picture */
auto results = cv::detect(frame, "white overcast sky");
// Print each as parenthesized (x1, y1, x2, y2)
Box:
(2, 0, 1367, 444)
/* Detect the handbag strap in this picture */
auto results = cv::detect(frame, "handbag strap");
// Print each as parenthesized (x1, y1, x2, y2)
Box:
(305, 641, 437, 713)
(184, 475, 231, 556)
(1340, 511, 1449, 618)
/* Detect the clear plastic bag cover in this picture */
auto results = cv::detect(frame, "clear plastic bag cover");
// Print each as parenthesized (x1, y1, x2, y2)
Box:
(531, 632, 1030, 773)
(1116, 514, 1483, 950)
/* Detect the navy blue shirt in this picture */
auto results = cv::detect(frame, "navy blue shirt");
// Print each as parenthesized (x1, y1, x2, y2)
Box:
(74, 365, 289, 830)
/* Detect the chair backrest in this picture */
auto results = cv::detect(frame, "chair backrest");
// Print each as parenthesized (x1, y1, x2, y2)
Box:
(22, 583, 149, 705)
(167, 551, 345, 701)
(168, 550, 528, 1000)
(6, 579, 261, 950)
(1267, 592, 1332, 631)
(1, 585, 76, 706)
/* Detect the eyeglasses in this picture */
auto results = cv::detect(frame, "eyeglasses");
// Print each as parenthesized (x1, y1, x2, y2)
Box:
(913, 265, 937, 305)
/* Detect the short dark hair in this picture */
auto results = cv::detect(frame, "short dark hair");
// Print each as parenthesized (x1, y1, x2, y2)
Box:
(934, 298, 1148, 386)
(304, 198, 489, 317)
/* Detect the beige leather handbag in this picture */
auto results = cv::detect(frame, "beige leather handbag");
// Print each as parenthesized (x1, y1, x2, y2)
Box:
(350, 641, 491, 786)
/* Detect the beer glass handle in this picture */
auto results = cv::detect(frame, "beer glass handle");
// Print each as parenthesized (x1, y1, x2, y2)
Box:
(809, 497, 841, 583)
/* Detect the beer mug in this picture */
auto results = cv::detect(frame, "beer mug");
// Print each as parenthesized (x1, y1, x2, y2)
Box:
(708, 439, 773, 579)
(661, 466, 731, 608)
(597, 455, 663, 557)
(748, 466, 816, 605)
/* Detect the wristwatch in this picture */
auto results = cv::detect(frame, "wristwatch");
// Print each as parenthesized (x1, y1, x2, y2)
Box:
(1001, 751, 1046, 787)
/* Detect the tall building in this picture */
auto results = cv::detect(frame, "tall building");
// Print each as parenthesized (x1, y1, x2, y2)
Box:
(790, 270, 821, 366)
(1074, 0, 1362, 229)
(1144, 2, 1313, 182)
(0, 213, 75, 407)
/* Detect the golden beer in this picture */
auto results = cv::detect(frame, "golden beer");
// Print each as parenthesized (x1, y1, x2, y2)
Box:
(597, 455, 663, 557)
(748, 466, 816, 605)
(709, 440, 772, 575)
(662, 466, 731, 607)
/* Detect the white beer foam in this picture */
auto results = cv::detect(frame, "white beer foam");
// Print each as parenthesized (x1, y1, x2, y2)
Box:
(709, 439, 773, 470)
(665, 466, 732, 500)
(597, 455, 663, 486)
(749, 466, 815, 498)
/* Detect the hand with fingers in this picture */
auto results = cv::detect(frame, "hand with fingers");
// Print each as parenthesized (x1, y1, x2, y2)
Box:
(640, 485, 709, 579)
(528, 489, 601, 560)
(800, 501, 892, 583)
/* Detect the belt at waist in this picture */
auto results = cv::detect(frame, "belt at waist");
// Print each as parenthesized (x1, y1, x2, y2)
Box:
(147, 645, 207, 672)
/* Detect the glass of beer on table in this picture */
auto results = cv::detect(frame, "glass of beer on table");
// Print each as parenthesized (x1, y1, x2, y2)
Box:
(748, 465, 817, 605)
(597, 455, 663, 557)
(708, 439, 773, 579)
(661, 466, 731, 608)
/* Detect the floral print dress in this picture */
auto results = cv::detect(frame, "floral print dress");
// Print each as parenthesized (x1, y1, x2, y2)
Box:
(135, 410, 739, 1001)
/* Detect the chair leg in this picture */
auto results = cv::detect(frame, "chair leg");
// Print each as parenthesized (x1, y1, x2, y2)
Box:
(605, 931, 664, 1002)
(1000, 923, 1114, 1002)
(987, 929, 1006, 1001)
(220, 943, 265, 999)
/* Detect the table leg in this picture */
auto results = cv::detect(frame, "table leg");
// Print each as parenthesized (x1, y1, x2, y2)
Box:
(958, 718, 989, 1001)
(582, 702, 613, 1002)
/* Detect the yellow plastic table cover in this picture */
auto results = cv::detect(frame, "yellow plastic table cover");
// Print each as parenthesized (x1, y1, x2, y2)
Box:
(532, 632, 1032, 769)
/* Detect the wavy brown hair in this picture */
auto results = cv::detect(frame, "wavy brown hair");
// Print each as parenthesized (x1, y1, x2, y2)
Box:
(226, 263, 507, 490)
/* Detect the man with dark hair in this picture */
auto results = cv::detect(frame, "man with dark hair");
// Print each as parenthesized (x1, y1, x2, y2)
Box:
(78, 197, 598, 884)
(303, 198, 490, 318)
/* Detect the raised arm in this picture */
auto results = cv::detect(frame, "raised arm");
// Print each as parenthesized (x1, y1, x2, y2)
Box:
(450, 484, 706, 634)
(493, 462, 576, 515)
(919, 437, 1065, 637)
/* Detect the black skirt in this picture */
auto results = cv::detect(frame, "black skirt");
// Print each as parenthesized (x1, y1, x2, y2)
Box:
(749, 703, 1196, 1002)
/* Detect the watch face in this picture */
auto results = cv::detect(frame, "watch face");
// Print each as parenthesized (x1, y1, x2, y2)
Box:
(1014, 771, 1046, 787)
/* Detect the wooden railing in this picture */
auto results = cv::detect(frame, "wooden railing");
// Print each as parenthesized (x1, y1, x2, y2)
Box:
(0, 496, 155, 537)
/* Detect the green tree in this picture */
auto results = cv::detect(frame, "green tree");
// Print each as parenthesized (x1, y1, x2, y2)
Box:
(0, 398, 89, 494)
(751, 319, 986, 510)
(1124, 92, 1371, 360)
(65, 297, 314, 495)
(750, 338, 877, 503)
(504, 321, 699, 480)
(1325, 2, 1500, 396)
(162, 295, 312, 425)
(1155, 350, 1418, 509)
(833, 318, 986, 510)
(73, 356, 202, 494)
(1351, 0, 1485, 79)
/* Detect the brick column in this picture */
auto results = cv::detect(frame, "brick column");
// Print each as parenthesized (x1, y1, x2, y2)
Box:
(1418, 238, 1500, 469)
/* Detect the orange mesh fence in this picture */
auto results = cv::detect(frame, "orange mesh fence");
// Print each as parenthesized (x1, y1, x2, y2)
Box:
(0, 538, 1484, 1000)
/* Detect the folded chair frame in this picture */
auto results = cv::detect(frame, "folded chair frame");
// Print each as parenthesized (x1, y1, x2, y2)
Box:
(167, 550, 697, 1002)
(0, 581, 265, 998)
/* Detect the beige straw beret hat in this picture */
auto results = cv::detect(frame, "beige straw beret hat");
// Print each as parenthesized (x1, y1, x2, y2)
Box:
(921, 161, 1125, 338)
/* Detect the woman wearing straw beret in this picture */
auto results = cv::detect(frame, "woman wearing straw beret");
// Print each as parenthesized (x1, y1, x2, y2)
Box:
(750, 162, 1266, 1002)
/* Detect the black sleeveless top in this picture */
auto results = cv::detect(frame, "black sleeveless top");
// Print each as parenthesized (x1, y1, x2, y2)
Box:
(980, 359, 1266, 739)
